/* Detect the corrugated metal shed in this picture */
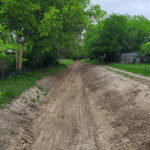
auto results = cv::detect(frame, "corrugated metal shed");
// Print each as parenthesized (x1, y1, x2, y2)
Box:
(122, 53, 141, 64)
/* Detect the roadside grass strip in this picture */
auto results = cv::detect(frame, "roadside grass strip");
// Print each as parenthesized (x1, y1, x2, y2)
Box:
(0, 59, 73, 108)
(106, 68, 134, 79)
(109, 63, 150, 77)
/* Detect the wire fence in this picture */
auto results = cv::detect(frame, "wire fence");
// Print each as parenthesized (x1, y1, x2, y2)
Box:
(0, 68, 32, 81)
(0, 65, 56, 81)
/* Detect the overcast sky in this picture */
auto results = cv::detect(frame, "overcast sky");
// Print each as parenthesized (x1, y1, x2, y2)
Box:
(91, 0, 150, 19)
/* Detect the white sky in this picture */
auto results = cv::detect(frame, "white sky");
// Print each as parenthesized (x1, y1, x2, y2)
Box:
(91, 0, 150, 19)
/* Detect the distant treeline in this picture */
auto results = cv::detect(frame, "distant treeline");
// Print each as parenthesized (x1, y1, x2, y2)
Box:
(82, 8, 150, 62)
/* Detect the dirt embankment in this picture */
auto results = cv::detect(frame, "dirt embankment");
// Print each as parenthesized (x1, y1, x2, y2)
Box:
(82, 64, 150, 150)
(0, 74, 60, 150)
(1, 62, 150, 150)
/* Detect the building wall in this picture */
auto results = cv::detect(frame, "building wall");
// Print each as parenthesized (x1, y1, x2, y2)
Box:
(122, 53, 141, 64)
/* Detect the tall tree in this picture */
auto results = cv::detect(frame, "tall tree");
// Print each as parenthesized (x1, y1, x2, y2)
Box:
(0, 0, 90, 67)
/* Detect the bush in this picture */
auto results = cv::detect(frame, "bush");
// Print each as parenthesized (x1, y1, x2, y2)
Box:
(0, 52, 15, 73)
(140, 42, 150, 55)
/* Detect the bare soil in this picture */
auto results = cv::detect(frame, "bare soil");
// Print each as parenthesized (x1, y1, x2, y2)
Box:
(2, 62, 150, 150)
(0, 75, 57, 150)
(105, 66, 150, 87)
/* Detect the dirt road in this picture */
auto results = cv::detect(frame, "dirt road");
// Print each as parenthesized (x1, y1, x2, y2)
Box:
(12, 62, 150, 150)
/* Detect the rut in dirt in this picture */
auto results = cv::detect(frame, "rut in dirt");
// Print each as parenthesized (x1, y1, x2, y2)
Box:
(30, 63, 102, 150)
(14, 62, 150, 150)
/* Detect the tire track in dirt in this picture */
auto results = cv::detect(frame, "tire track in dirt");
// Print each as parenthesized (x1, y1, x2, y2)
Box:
(11, 62, 150, 150)
(29, 63, 107, 150)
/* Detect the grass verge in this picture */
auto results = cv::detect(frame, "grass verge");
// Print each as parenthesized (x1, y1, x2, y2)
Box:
(59, 59, 74, 66)
(108, 63, 150, 77)
(106, 68, 134, 79)
(0, 59, 73, 108)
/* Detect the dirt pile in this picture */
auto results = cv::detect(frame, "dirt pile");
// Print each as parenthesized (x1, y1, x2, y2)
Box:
(0, 75, 57, 150)
(82, 63, 150, 149)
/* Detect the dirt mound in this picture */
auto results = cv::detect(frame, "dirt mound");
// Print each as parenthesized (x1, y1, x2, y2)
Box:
(82, 63, 150, 149)
(0, 75, 57, 150)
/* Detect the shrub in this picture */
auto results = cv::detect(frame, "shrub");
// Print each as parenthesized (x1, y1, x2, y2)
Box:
(140, 42, 150, 56)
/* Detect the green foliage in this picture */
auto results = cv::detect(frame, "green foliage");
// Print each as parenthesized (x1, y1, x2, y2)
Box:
(0, 31, 16, 73)
(38, 6, 62, 37)
(0, 91, 2, 96)
(126, 15, 150, 52)
(31, 98, 36, 103)
(0, 52, 15, 73)
(86, 5, 106, 23)
(100, 14, 128, 52)
(140, 42, 150, 55)
(82, 23, 104, 58)
(82, 5, 107, 59)
(0, 0, 89, 70)
(37, 85, 44, 92)
(0, 43, 23, 51)
(82, 12, 150, 62)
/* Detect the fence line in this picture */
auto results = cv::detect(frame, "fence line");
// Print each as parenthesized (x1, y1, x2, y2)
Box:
(0, 65, 55, 81)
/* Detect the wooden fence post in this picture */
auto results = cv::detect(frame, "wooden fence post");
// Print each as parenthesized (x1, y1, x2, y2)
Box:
(16, 49, 23, 70)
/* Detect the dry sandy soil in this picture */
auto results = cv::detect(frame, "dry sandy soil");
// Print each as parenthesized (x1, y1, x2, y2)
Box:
(2, 62, 150, 150)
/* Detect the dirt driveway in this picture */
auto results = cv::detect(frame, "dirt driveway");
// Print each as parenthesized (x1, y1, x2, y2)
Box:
(11, 62, 150, 150)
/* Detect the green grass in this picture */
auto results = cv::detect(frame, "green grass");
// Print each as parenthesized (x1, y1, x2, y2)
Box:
(79, 59, 100, 64)
(59, 59, 74, 66)
(108, 63, 150, 77)
(0, 59, 73, 108)
(106, 68, 134, 79)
